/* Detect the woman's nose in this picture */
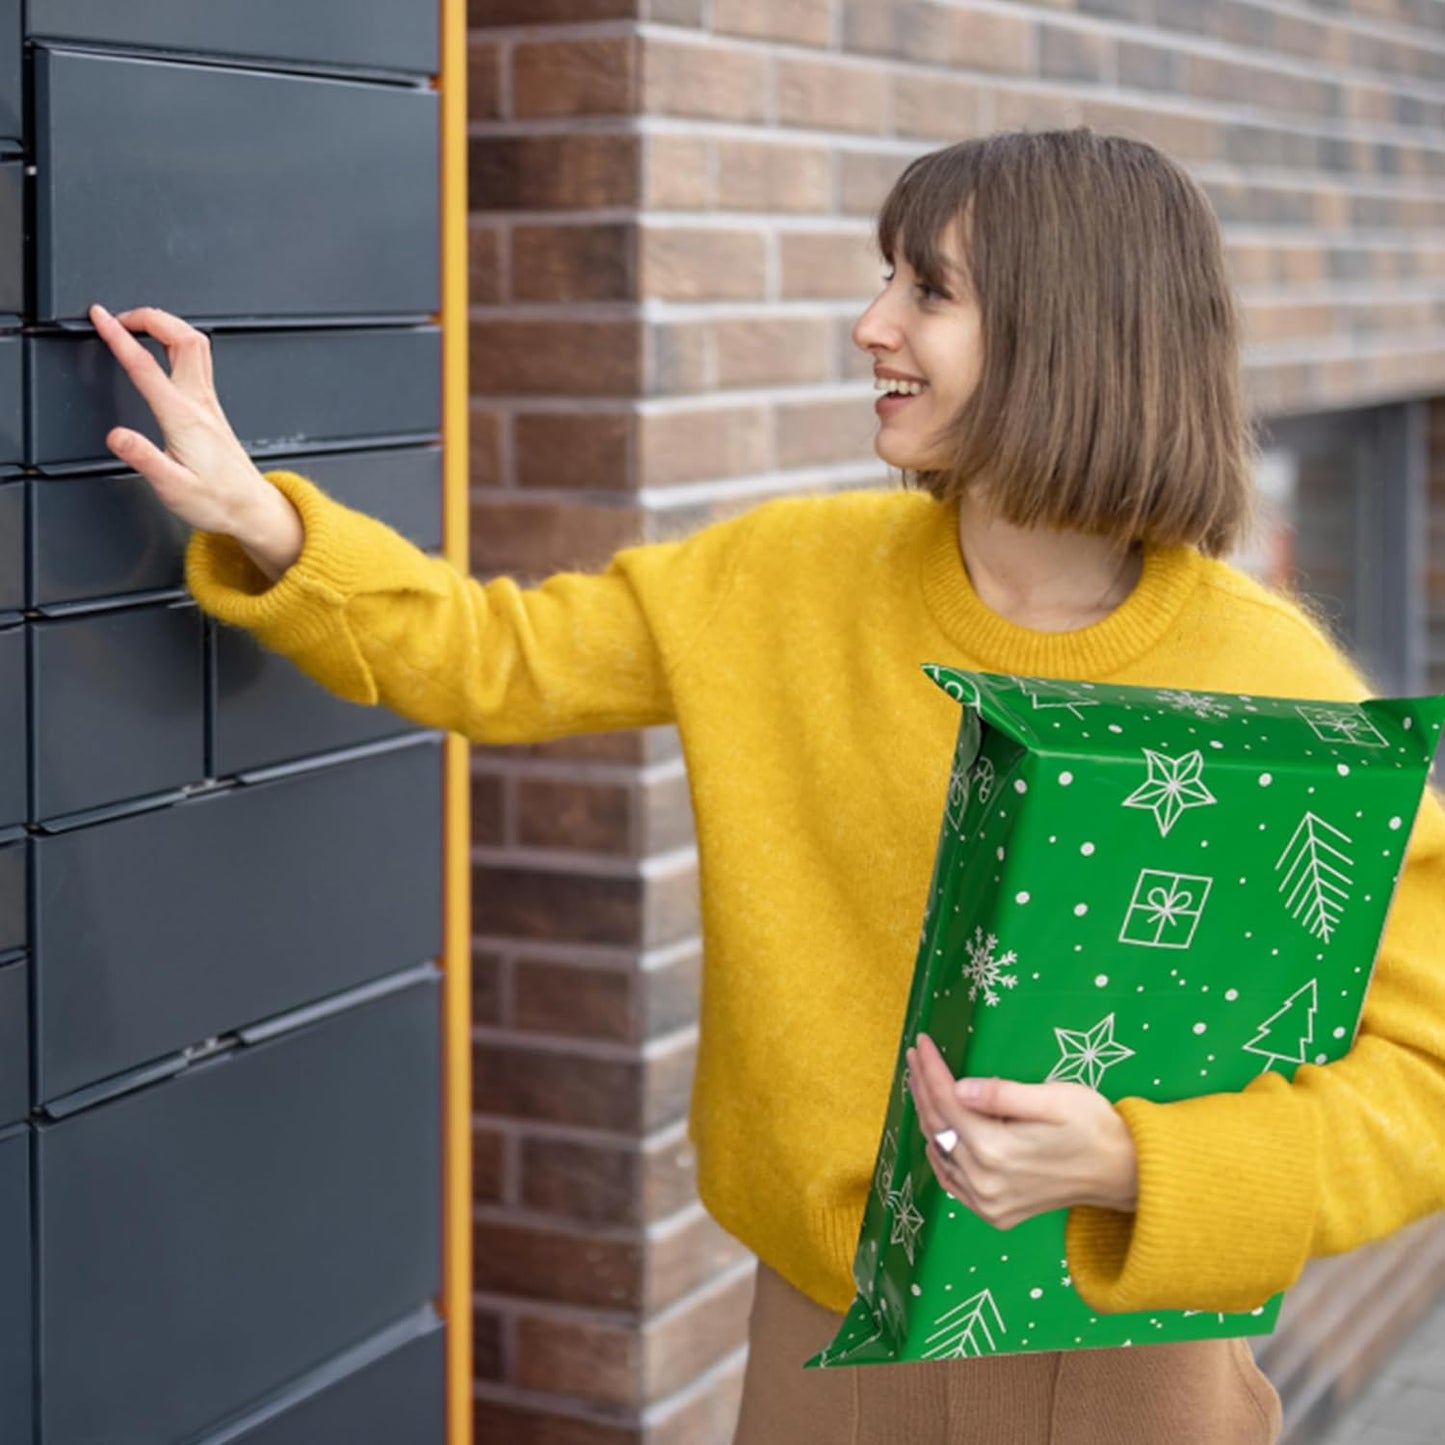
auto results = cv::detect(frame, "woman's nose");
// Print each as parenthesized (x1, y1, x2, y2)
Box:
(850, 291, 901, 357)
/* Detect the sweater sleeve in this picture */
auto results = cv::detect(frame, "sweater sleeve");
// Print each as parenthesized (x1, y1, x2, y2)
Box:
(184, 468, 754, 745)
(1065, 641, 1445, 1314)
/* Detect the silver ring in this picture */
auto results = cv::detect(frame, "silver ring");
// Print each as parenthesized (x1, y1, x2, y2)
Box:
(933, 1127, 959, 1158)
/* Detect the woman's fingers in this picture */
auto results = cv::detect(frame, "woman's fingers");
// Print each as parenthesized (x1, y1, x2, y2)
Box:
(104, 425, 199, 504)
(110, 304, 216, 393)
(88, 303, 195, 424)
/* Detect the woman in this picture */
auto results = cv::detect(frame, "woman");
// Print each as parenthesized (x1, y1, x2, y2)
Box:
(89, 129, 1445, 1443)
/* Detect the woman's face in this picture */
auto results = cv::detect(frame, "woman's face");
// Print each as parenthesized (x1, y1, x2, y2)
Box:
(851, 220, 984, 473)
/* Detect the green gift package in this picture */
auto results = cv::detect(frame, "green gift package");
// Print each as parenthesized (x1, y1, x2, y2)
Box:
(810, 669, 1445, 1367)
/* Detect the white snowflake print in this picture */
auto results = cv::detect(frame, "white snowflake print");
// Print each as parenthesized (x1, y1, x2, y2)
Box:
(889, 1173, 926, 1264)
(1047, 1012, 1136, 1090)
(1156, 689, 1230, 721)
(1123, 748, 1217, 836)
(1294, 704, 1388, 748)
(963, 926, 1020, 1006)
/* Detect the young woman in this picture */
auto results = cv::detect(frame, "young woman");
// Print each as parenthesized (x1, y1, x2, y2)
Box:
(89, 129, 1445, 1444)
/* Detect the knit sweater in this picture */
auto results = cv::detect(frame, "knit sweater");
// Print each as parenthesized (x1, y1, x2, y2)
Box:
(186, 468, 1445, 1318)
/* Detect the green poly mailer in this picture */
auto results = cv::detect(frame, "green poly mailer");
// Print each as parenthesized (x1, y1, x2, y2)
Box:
(810, 669, 1445, 1368)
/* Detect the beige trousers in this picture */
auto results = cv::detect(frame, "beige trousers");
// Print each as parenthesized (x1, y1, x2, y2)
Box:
(733, 1262, 1283, 1445)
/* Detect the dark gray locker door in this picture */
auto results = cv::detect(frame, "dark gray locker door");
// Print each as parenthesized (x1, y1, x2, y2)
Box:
(0, 624, 24, 829)
(0, 335, 20, 466)
(0, 958, 25, 1125)
(28, 326, 441, 470)
(36, 975, 442, 1445)
(28, 0, 438, 77)
(265, 445, 444, 552)
(0, 0, 19, 145)
(33, 47, 439, 324)
(0, 163, 19, 323)
(29, 471, 189, 607)
(0, 478, 21, 614)
(200, 1314, 444, 1445)
(0, 1127, 30, 1445)
(34, 738, 442, 1101)
(0, 838, 23, 953)
(30, 600, 205, 821)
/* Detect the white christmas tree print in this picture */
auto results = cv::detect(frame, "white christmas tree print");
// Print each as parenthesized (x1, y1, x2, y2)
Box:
(888, 1173, 925, 1264)
(1123, 748, 1217, 836)
(1244, 980, 1319, 1074)
(1156, 688, 1230, 721)
(1294, 704, 1388, 748)
(963, 926, 1020, 1006)
(922, 1288, 1007, 1359)
(973, 755, 996, 805)
(1275, 812, 1354, 943)
(1011, 676, 1100, 721)
(1046, 1013, 1137, 1090)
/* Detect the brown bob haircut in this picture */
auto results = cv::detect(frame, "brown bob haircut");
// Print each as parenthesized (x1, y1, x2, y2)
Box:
(878, 128, 1257, 557)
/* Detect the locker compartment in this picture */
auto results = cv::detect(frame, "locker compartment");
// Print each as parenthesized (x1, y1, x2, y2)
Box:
(0, 334, 19, 466)
(33, 46, 438, 324)
(0, 0, 18, 145)
(0, 957, 25, 1126)
(27, 0, 438, 78)
(0, 162, 18, 323)
(0, 1126, 30, 1445)
(34, 738, 442, 1101)
(0, 477, 20, 616)
(27, 325, 441, 471)
(36, 974, 441, 1445)
(212, 625, 419, 777)
(199, 1312, 444, 1445)
(30, 600, 205, 822)
(0, 837, 22, 953)
(0, 623, 23, 829)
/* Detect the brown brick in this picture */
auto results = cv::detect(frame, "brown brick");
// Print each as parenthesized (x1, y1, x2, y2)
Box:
(777, 396, 876, 469)
(468, 404, 504, 489)
(469, 320, 641, 396)
(647, 1358, 746, 1445)
(468, 0, 634, 21)
(470, 135, 639, 212)
(644, 1032, 697, 1129)
(992, 85, 1083, 131)
(511, 223, 636, 303)
(645, 0, 705, 22)
(473, 864, 647, 948)
(515, 410, 633, 491)
(476, 1039, 644, 1128)
(640, 227, 768, 302)
(1243, 302, 1336, 345)
(512, 37, 638, 119)
(644, 133, 713, 210)
(714, 315, 831, 391)
(642, 1129, 700, 1221)
(640, 36, 771, 122)
(514, 1309, 640, 1407)
(641, 946, 700, 1039)
(779, 230, 879, 299)
(517, 776, 634, 854)
(468, 224, 502, 307)
(469, 40, 502, 120)
(522, 1132, 641, 1224)
(712, 0, 833, 46)
(716, 139, 832, 213)
(838, 149, 907, 216)
(475, 1217, 645, 1310)
(638, 405, 774, 487)
(836, 316, 876, 380)
(473, 1399, 636, 1445)
(469, 497, 644, 579)
(1117, 39, 1177, 90)
(474, 1305, 505, 1382)
(777, 55, 888, 133)
(939, 6, 1032, 73)
(647, 321, 711, 395)
(1075, 99, 1221, 164)
(643, 1264, 754, 1397)
(514, 957, 633, 1043)
(473, 946, 505, 1027)
(892, 72, 987, 141)
(1039, 22, 1110, 82)
(473, 1121, 508, 1203)
(844, 1, 1030, 73)
(647, 1211, 753, 1313)
(472, 768, 505, 846)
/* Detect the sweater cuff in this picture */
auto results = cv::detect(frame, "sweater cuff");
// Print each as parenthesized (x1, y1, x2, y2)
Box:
(1064, 1076, 1318, 1314)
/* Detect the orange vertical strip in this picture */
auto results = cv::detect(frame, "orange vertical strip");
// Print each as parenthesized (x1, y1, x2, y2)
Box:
(439, 0, 473, 1441)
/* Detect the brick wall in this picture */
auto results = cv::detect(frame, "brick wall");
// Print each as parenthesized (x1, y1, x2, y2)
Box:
(466, 2, 1445, 1438)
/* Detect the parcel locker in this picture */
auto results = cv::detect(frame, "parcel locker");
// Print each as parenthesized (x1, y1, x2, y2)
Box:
(34, 737, 442, 1102)
(33, 46, 439, 324)
(27, 0, 439, 78)
(30, 599, 205, 822)
(0, 1126, 30, 1445)
(0, 837, 22, 953)
(0, 477, 20, 617)
(200, 1312, 445, 1445)
(0, 623, 23, 829)
(0, 957, 25, 1125)
(27, 325, 441, 471)
(36, 973, 442, 1445)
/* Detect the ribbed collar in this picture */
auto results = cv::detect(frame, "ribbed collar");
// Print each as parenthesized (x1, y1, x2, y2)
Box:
(918, 495, 1206, 679)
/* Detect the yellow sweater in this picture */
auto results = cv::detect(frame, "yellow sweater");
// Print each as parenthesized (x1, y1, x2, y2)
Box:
(186, 468, 1445, 1318)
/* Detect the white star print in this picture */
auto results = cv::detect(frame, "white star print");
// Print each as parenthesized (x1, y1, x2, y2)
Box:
(1046, 1013, 1136, 1091)
(889, 1174, 926, 1265)
(1123, 748, 1217, 836)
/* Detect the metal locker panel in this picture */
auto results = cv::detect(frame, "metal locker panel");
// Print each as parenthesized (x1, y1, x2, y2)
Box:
(34, 738, 442, 1101)
(0, 335, 20, 466)
(0, 478, 21, 615)
(34, 47, 439, 324)
(28, 0, 438, 77)
(31, 600, 205, 822)
(0, 163, 19, 323)
(0, 839, 22, 953)
(29, 471, 188, 607)
(212, 627, 419, 777)
(28, 326, 441, 471)
(0, 0, 18, 146)
(0, 1126, 29, 1445)
(200, 1314, 445, 1445)
(0, 624, 24, 829)
(36, 974, 442, 1445)
(266, 445, 443, 553)
(0, 958, 25, 1126)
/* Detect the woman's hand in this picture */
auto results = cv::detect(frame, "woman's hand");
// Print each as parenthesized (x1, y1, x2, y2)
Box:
(88, 302, 304, 580)
(906, 1031, 1138, 1230)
